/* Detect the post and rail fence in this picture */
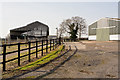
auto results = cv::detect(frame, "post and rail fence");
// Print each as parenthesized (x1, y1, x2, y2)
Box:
(0, 38, 62, 71)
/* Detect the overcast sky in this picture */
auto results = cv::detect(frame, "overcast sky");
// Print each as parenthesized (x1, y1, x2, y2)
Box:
(0, 1, 118, 38)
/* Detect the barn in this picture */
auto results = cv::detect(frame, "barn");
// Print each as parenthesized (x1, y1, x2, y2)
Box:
(10, 21, 49, 40)
(88, 18, 120, 41)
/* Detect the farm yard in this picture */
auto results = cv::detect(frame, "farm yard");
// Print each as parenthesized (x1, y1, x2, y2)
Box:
(1, 40, 118, 79)
(45, 41, 118, 78)
(0, 1, 119, 80)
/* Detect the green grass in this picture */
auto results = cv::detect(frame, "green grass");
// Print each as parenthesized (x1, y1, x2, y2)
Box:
(18, 45, 64, 70)
(25, 76, 36, 78)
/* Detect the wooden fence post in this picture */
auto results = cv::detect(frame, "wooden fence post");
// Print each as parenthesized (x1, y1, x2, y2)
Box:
(42, 40, 43, 56)
(36, 41, 38, 58)
(18, 43, 20, 66)
(28, 42, 31, 62)
(53, 39, 54, 50)
(3, 45, 6, 71)
(59, 38, 61, 45)
(57, 39, 58, 46)
(50, 39, 51, 51)
(56, 39, 58, 46)
(55, 39, 57, 48)
(46, 39, 48, 53)
(56, 39, 58, 48)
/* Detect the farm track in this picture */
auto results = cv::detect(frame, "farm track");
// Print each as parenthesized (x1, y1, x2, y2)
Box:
(3, 45, 76, 79)
(16, 46, 77, 79)
(44, 41, 118, 78)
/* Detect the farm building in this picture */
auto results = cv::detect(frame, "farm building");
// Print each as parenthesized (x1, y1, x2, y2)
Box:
(88, 18, 120, 41)
(48, 35, 57, 39)
(10, 21, 49, 39)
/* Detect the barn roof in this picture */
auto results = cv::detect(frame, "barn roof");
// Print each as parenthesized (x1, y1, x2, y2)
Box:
(10, 21, 48, 32)
(88, 17, 120, 27)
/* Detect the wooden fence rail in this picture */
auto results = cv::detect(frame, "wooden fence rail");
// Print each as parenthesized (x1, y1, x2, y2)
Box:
(0, 38, 61, 71)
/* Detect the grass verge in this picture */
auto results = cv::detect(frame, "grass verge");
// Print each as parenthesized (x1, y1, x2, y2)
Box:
(17, 45, 64, 70)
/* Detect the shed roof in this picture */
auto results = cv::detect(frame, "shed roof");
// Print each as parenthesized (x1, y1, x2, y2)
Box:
(10, 21, 48, 32)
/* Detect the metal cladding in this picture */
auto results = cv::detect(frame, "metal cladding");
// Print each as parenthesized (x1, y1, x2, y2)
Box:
(88, 18, 120, 41)
(10, 21, 49, 39)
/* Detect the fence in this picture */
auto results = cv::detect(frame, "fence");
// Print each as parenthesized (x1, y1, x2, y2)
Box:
(0, 38, 61, 71)
(63, 38, 87, 42)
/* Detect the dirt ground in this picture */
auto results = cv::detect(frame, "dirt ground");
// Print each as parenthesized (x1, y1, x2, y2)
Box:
(4, 41, 119, 79)
(44, 41, 118, 78)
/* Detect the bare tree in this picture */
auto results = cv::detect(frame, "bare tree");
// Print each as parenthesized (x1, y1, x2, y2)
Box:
(59, 16, 86, 40)
(6, 33, 11, 44)
(58, 23, 66, 38)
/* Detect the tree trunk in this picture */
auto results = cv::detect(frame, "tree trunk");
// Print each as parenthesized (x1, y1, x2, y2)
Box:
(79, 28, 81, 40)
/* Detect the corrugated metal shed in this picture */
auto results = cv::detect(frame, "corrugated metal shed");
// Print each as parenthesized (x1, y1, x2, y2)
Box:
(88, 18, 120, 41)
(10, 21, 49, 39)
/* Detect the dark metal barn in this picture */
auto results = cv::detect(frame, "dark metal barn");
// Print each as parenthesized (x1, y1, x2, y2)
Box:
(10, 21, 49, 39)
